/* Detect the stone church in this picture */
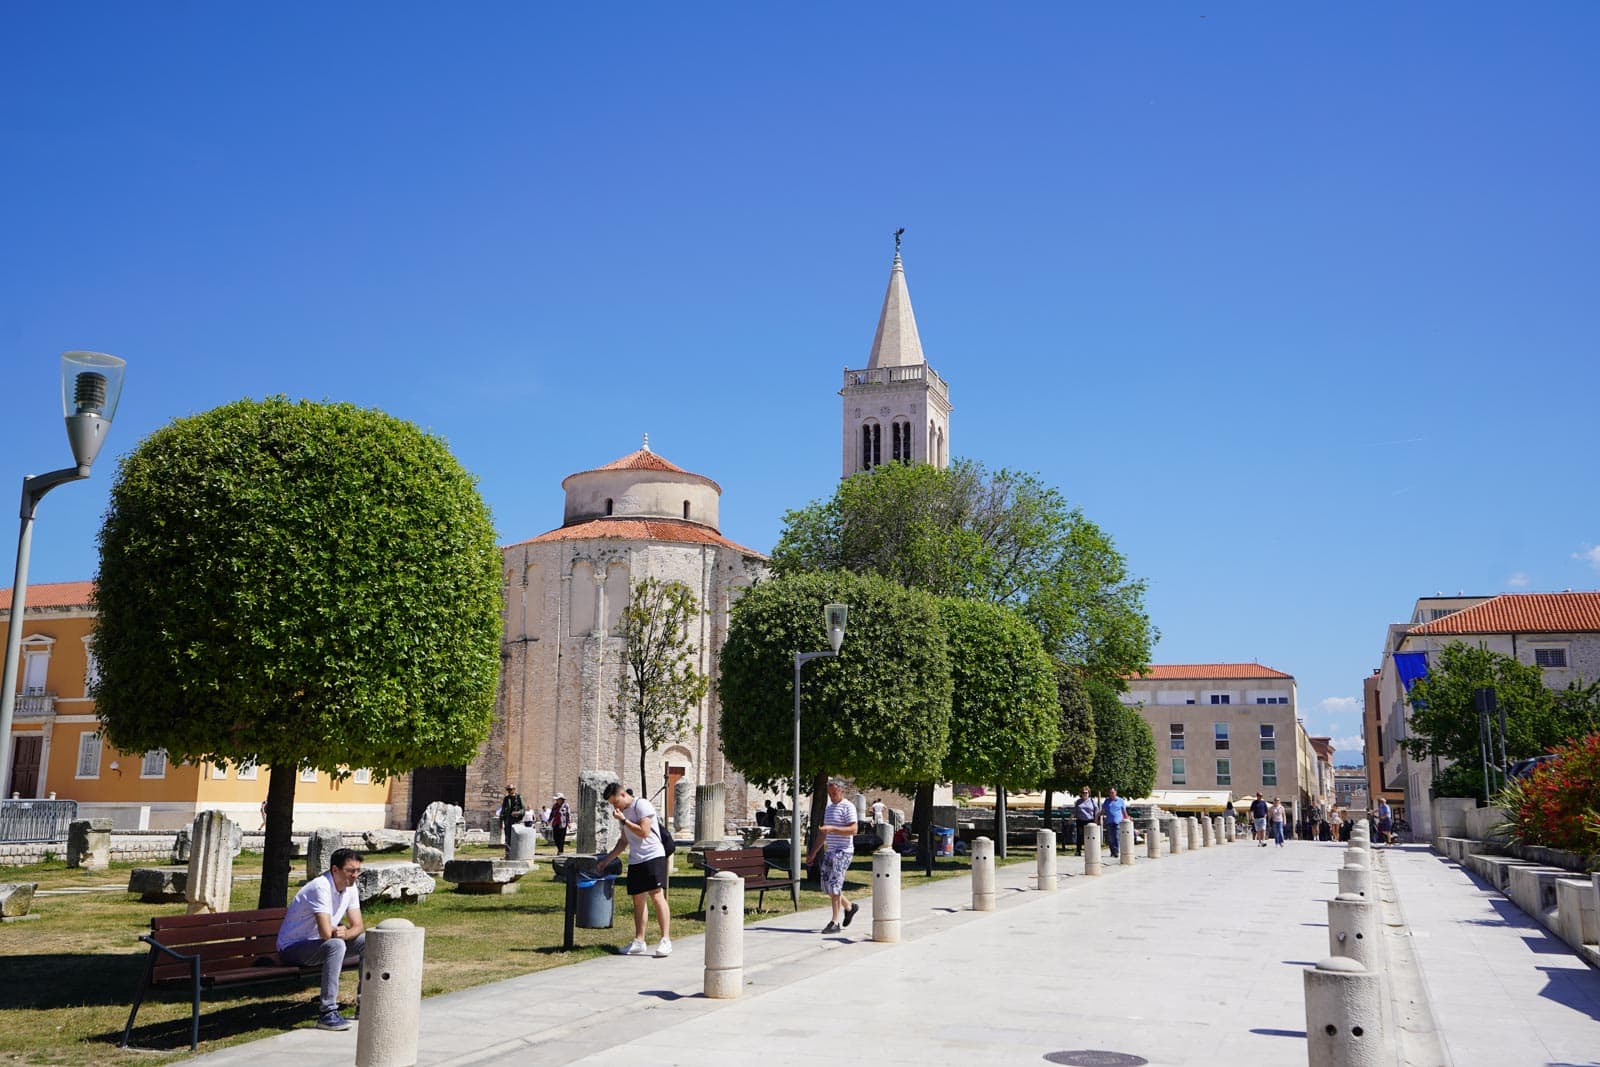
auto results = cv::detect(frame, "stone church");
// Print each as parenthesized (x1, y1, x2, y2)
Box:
(431, 247, 953, 832)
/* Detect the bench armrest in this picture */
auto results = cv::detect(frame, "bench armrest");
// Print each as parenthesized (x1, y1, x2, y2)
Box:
(139, 933, 200, 965)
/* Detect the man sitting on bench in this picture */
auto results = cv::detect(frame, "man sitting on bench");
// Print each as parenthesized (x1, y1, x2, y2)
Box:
(278, 847, 365, 1031)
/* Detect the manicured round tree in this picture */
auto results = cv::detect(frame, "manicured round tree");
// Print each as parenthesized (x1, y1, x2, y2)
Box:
(1039, 668, 1097, 823)
(93, 397, 503, 907)
(718, 571, 952, 805)
(1083, 680, 1158, 799)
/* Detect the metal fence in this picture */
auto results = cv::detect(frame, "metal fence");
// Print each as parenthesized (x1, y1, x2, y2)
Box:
(0, 798, 79, 843)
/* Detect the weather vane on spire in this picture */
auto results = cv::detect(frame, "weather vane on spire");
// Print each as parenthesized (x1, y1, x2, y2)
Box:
(893, 227, 905, 254)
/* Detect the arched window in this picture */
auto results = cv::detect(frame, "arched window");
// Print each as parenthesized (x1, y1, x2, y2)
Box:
(891, 419, 912, 463)
(604, 498, 614, 516)
(861, 422, 881, 471)
(682, 500, 691, 520)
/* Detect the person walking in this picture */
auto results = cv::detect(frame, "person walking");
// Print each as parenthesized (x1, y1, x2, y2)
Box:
(1101, 786, 1128, 859)
(1071, 787, 1099, 856)
(806, 777, 860, 934)
(498, 785, 526, 854)
(548, 792, 570, 854)
(1377, 798, 1393, 846)
(594, 782, 672, 957)
(1269, 797, 1288, 847)
(1249, 792, 1269, 847)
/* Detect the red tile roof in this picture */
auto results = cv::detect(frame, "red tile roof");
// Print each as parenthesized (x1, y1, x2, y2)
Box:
(512, 518, 765, 557)
(562, 449, 722, 493)
(0, 580, 96, 612)
(1125, 663, 1295, 680)
(1409, 591, 1600, 636)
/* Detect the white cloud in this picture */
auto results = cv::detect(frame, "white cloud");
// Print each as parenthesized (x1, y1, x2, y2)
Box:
(1317, 696, 1361, 717)
(1507, 571, 1530, 589)
(1330, 735, 1366, 763)
(1574, 545, 1600, 571)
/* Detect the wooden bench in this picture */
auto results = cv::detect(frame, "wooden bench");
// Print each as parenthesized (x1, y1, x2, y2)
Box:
(120, 907, 361, 1051)
(696, 847, 798, 914)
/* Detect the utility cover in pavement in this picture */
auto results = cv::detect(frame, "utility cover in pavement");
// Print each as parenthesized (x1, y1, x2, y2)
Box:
(1043, 1053, 1148, 1067)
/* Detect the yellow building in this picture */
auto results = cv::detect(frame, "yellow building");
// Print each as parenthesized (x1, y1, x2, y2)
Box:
(3, 580, 392, 830)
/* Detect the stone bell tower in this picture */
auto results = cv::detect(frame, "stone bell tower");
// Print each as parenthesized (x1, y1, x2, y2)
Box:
(839, 241, 951, 478)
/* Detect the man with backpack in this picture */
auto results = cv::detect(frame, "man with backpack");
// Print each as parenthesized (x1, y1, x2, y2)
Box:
(595, 782, 673, 957)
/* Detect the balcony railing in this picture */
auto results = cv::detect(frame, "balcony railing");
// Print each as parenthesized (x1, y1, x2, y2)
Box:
(14, 692, 56, 718)
(842, 363, 950, 401)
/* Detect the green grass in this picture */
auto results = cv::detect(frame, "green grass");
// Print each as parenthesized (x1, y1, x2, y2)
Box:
(0, 844, 1014, 1066)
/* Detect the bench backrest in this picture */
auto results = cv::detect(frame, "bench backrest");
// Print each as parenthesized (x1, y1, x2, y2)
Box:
(703, 848, 774, 879)
(147, 907, 289, 982)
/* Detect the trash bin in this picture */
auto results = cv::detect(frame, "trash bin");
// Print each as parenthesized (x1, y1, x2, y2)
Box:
(933, 826, 955, 857)
(576, 869, 616, 928)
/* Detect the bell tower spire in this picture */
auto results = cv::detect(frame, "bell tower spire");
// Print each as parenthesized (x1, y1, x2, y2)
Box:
(839, 232, 952, 478)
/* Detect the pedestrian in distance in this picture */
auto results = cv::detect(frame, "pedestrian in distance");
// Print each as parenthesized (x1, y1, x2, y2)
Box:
(1269, 797, 1288, 847)
(1101, 786, 1128, 858)
(548, 792, 570, 854)
(806, 777, 860, 934)
(1071, 786, 1099, 856)
(498, 784, 526, 854)
(1377, 798, 1393, 846)
(594, 781, 673, 957)
(1249, 792, 1269, 846)
(277, 848, 365, 1031)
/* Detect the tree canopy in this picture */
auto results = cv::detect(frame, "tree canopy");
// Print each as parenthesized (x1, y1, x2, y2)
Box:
(769, 458, 1154, 686)
(93, 397, 503, 905)
(937, 598, 1059, 791)
(717, 571, 952, 791)
(1082, 681, 1157, 798)
(1041, 668, 1097, 792)
(613, 577, 709, 798)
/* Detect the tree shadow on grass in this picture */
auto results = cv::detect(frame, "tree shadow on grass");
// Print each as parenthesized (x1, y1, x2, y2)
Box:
(0, 951, 148, 1010)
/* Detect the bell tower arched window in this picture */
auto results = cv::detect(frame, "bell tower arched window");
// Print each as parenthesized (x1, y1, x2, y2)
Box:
(891, 419, 913, 463)
(861, 422, 881, 471)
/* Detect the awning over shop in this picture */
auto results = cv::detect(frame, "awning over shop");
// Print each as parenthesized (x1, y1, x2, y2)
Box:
(1129, 789, 1236, 813)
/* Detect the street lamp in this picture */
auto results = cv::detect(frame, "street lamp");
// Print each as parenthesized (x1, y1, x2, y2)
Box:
(791, 602, 847, 891)
(0, 352, 126, 796)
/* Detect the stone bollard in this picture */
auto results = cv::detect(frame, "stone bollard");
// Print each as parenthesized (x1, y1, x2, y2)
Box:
(1214, 816, 1225, 844)
(1338, 863, 1371, 900)
(185, 811, 237, 914)
(1327, 892, 1379, 971)
(355, 918, 426, 1067)
(703, 871, 744, 998)
(1201, 817, 1213, 848)
(506, 823, 539, 862)
(1342, 849, 1367, 868)
(1082, 824, 1103, 876)
(1187, 817, 1201, 851)
(1303, 956, 1383, 1067)
(67, 819, 112, 871)
(1225, 816, 1236, 842)
(1036, 829, 1058, 891)
(1164, 817, 1184, 856)
(872, 847, 902, 942)
(971, 836, 996, 910)
(1119, 822, 1135, 865)
(1146, 820, 1160, 860)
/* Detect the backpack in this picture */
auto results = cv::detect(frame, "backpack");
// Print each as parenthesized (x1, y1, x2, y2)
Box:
(658, 822, 677, 857)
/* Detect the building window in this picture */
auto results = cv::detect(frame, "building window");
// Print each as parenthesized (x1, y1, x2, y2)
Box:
(211, 761, 229, 780)
(604, 498, 613, 516)
(1262, 759, 1278, 787)
(682, 500, 691, 520)
(1214, 723, 1229, 750)
(83, 636, 100, 693)
(1534, 648, 1568, 668)
(352, 768, 372, 785)
(1254, 696, 1287, 705)
(1209, 693, 1231, 705)
(237, 760, 259, 781)
(891, 419, 913, 463)
(140, 749, 166, 778)
(1216, 758, 1232, 786)
(1171, 757, 1186, 784)
(1169, 723, 1185, 750)
(300, 766, 318, 783)
(76, 732, 102, 778)
(862, 423, 882, 470)
(1259, 724, 1276, 750)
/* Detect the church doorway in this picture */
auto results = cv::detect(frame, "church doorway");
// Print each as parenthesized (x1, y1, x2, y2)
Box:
(408, 765, 466, 827)
(664, 764, 686, 821)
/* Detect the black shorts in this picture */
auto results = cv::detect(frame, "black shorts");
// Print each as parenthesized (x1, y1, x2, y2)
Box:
(625, 856, 668, 896)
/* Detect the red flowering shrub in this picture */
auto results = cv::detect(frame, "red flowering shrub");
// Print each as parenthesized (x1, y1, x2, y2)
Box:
(1507, 732, 1600, 855)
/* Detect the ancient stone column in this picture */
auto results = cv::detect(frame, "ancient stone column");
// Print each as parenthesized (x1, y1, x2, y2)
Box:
(67, 818, 112, 871)
(412, 802, 461, 874)
(1119, 822, 1135, 865)
(703, 871, 744, 998)
(306, 827, 343, 881)
(673, 778, 694, 834)
(355, 918, 426, 1067)
(1327, 892, 1379, 971)
(506, 823, 539, 863)
(872, 847, 902, 942)
(1083, 824, 1103, 876)
(1303, 956, 1383, 1067)
(694, 783, 727, 847)
(1036, 829, 1058, 890)
(970, 836, 995, 910)
(185, 810, 237, 914)
(576, 771, 619, 857)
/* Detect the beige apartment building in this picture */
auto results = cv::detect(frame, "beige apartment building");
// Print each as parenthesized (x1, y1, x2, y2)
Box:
(1123, 663, 1324, 822)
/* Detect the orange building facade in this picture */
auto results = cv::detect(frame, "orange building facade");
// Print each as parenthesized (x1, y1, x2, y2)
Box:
(3, 581, 392, 830)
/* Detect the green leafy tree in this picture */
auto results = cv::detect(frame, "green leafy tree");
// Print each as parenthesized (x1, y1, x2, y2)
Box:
(613, 577, 709, 798)
(92, 398, 503, 907)
(1082, 681, 1157, 799)
(1040, 668, 1097, 823)
(1401, 643, 1599, 797)
(718, 571, 952, 844)
(937, 598, 1059, 856)
(770, 459, 1155, 686)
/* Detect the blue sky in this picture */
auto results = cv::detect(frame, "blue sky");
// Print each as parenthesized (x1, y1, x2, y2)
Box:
(5, 6, 1598, 764)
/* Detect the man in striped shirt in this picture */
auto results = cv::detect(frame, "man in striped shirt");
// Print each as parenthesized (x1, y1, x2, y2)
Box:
(806, 777, 859, 934)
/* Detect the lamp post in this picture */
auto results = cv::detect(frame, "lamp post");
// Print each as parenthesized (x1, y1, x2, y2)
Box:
(791, 602, 847, 893)
(0, 352, 126, 796)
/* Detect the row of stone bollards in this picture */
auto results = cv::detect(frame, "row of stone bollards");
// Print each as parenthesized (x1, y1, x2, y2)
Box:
(1303, 819, 1391, 1066)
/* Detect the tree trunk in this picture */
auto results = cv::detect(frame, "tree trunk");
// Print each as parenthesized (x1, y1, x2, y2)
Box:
(257, 763, 298, 908)
(637, 713, 649, 800)
(995, 785, 1008, 859)
(806, 771, 828, 882)
(912, 781, 934, 876)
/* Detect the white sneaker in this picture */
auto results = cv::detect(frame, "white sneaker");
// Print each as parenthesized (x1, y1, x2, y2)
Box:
(622, 939, 648, 955)
(654, 938, 673, 958)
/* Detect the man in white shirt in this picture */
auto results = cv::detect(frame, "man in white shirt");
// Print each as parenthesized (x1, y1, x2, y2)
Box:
(277, 848, 365, 1031)
(595, 782, 672, 957)
(806, 778, 859, 934)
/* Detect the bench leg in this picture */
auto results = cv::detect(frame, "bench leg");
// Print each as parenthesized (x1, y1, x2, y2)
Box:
(190, 956, 202, 1051)
(120, 950, 157, 1048)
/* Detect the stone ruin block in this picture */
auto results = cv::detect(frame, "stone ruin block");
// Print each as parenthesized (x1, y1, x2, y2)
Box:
(128, 867, 188, 903)
(577, 770, 620, 857)
(413, 802, 463, 873)
(306, 827, 344, 880)
(362, 829, 412, 853)
(356, 861, 436, 905)
(67, 819, 112, 871)
(442, 858, 530, 894)
(0, 882, 39, 921)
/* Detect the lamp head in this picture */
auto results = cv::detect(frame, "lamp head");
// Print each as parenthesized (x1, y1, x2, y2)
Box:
(60, 351, 126, 470)
(825, 603, 848, 654)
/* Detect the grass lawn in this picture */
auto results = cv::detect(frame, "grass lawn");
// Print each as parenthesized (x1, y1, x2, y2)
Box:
(0, 844, 1023, 1066)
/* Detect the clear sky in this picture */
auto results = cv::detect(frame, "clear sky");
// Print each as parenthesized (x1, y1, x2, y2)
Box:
(5, 5, 1598, 764)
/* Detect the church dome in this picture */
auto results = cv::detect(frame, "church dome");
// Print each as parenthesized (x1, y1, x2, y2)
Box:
(558, 439, 722, 530)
